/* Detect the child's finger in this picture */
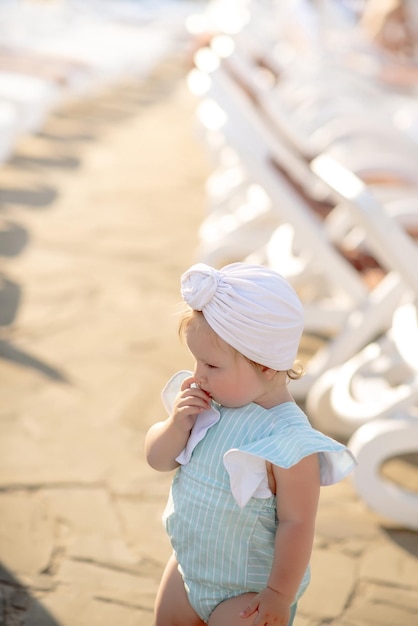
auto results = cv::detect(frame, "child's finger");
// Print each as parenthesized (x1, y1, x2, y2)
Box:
(239, 599, 258, 619)
(180, 375, 197, 391)
(178, 393, 211, 411)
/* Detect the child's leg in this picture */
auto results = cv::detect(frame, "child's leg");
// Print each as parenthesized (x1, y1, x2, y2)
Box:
(207, 593, 298, 626)
(207, 593, 256, 626)
(154, 553, 206, 626)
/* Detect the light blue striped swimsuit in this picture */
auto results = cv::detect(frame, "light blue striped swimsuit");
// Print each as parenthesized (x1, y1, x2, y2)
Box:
(162, 372, 356, 623)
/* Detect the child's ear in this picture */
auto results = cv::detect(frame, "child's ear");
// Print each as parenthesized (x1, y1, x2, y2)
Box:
(260, 366, 277, 380)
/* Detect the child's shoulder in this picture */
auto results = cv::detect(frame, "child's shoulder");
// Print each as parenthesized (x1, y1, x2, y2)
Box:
(269, 401, 309, 427)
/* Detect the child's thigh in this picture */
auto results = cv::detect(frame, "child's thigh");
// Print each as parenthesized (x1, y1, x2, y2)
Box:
(208, 593, 257, 626)
(154, 554, 205, 626)
(208, 594, 297, 626)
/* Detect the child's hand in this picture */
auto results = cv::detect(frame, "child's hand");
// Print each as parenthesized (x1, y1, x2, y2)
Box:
(170, 375, 212, 434)
(240, 587, 291, 625)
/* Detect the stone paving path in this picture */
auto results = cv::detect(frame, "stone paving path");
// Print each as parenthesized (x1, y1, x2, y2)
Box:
(0, 55, 418, 626)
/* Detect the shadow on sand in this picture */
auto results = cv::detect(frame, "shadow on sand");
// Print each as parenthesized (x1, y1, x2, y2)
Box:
(0, 564, 61, 626)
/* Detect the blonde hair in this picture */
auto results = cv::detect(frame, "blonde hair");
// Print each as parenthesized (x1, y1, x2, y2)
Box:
(178, 307, 304, 381)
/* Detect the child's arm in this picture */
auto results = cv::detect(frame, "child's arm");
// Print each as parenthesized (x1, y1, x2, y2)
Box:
(145, 375, 211, 472)
(240, 453, 321, 624)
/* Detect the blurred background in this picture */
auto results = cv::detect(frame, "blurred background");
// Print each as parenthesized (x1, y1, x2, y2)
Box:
(0, 1, 417, 625)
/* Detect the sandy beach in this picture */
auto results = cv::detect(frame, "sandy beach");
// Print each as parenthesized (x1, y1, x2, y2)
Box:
(1, 39, 418, 626)
(0, 49, 210, 624)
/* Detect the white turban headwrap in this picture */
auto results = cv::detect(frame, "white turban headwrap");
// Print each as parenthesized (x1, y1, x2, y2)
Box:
(180, 262, 304, 370)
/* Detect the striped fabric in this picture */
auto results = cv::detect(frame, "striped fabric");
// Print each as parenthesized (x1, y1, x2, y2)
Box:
(162, 372, 356, 622)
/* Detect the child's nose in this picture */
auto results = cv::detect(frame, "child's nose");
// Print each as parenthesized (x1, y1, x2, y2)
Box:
(194, 365, 205, 385)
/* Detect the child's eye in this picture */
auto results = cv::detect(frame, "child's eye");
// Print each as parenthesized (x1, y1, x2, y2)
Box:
(206, 363, 217, 369)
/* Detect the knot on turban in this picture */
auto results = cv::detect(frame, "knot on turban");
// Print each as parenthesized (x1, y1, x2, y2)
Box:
(180, 262, 304, 371)
(181, 264, 220, 310)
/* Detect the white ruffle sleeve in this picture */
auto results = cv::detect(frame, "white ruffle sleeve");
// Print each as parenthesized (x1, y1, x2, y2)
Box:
(161, 370, 220, 465)
(223, 420, 357, 507)
(162, 371, 356, 507)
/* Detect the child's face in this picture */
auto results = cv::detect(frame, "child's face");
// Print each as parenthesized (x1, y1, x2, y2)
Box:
(185, 315, 270, 408)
